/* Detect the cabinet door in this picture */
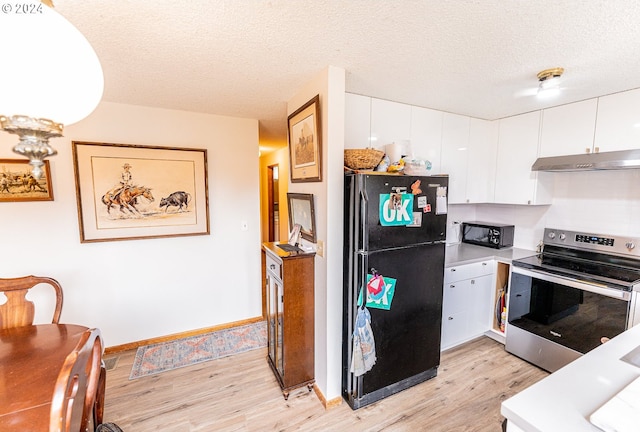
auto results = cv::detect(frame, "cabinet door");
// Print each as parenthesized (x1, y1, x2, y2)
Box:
(467, 275, 493, 337)
(466, 119, 498, 203)
(539, 99, 598, 157)
(370, 98, 411, 151)
(441, 279, 469, 349)
(440, 113, 470, 204)
(345, 93, 372, 149)
(594, 88, 640, 152)
(494, 112, 551, 205)
(441, 275, 494, 350)
(410, 106, 443, 174)
(266, 273, 277, 365)
(276, 278, 284, 377)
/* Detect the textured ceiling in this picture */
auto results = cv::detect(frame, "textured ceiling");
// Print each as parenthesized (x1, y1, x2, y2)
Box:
(54, 0, 640, 148)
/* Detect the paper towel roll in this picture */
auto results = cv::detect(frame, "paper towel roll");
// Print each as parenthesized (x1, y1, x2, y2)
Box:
(385, 142, 402, 163)
(385, 140, 413, 163)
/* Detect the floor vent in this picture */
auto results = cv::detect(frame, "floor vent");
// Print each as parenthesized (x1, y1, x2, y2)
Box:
(104, 356, 119, 371)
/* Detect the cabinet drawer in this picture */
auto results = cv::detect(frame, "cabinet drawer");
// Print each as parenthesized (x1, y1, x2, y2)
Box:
(266, 254, 282, 279)
(442, 279, 469, 316)
(444, 260, 494, 283)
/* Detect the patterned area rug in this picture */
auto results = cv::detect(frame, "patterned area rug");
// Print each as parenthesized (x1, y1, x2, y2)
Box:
(129, 321, 267, 379)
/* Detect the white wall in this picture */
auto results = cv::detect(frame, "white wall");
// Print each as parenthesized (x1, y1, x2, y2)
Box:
(0, 101, 262, 347)
(546, 170, 640, 237)
(475, 169, 640, 249)
(287, 66, 345, 402)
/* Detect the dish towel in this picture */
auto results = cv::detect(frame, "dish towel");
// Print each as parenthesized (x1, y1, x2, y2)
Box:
(350, 307, 376, 376)
(590, 376, 640, 432)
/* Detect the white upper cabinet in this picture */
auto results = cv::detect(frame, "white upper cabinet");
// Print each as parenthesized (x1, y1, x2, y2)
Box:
(440, 113, 470, 204)
(539, 99, 598, 157)
(539, 88, 640, 157)
(494, 111, 552, 205)
(370, 98, 411, 153)
(344, 93, 371, 149)
(594, 88, 640, 152)
(466, 118, 498, 203)
(410, 106, 443, 174)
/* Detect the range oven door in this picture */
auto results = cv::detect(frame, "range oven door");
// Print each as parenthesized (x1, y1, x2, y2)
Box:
(506, 267, 631, 372)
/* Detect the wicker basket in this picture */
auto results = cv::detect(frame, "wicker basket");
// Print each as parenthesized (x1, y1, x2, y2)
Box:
(344, 148, 385, 170)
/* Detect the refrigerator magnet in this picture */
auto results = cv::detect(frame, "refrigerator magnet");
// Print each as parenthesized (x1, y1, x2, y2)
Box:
(410, 179, 422, 195)
(416, 195, 431, 213)
(367, 273, 384, 295)
(406, 212, 422, 227)
(379, 193, 414, 226)
(436, 186, 448, 215)
(364, 273, 396, 310)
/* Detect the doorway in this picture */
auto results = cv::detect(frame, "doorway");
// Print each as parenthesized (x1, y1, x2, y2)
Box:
(267, 164, 280, 242)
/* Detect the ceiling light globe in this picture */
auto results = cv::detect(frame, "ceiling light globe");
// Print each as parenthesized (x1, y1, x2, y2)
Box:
(0, 2, 103, 126)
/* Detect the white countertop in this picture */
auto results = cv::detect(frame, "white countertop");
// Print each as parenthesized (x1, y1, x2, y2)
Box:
(445, 243, 536, 267)
(501, 323, 640, 431)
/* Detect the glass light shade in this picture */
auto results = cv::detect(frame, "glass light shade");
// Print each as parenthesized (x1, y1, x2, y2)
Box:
(537, 77, 562, 99)
(0, 2, 103, 126)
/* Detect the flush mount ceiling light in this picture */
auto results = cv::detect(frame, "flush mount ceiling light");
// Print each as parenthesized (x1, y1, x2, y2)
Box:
(536, 67, 564, 99)
(0, 1, 103, 178)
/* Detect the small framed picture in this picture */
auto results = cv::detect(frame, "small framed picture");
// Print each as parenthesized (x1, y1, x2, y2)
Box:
(287, 192, 317, 243)
(0, 159, 54, 202)
(287, 95, 322, 182)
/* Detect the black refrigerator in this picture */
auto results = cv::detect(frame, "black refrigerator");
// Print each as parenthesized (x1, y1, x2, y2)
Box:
(342, 172, 448, 409)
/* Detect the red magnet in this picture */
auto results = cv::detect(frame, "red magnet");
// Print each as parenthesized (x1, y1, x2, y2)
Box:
(367, 273, 384, 295)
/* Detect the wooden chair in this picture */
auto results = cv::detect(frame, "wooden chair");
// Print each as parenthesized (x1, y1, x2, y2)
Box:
(0, 275, 63, 329)
(49, 328, 103, 432)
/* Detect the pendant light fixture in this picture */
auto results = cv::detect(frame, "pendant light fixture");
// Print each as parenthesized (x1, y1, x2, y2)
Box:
(0, 1, 103, 178)
(536, 67, 564, 99)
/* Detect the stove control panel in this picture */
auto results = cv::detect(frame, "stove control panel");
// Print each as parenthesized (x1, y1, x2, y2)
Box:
(544, 228, 640, 257)
(575, 234, 615, 246)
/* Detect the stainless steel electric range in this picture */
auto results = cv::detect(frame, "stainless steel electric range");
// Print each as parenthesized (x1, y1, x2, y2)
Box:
(506, 228, 640, 372)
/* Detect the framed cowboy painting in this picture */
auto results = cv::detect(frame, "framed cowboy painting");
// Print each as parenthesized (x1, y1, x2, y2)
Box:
(72, 141, 209, 243)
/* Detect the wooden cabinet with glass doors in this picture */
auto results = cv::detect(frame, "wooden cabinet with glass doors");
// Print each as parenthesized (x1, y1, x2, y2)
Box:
(262, 243, 315, 399)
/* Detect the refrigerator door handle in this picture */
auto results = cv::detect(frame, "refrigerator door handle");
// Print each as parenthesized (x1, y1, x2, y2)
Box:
(358, 188, 368, 252)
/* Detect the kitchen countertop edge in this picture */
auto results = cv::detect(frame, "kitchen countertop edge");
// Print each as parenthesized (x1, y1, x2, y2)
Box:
(445, 243, 536, 267)
(501, 323, 640, 431)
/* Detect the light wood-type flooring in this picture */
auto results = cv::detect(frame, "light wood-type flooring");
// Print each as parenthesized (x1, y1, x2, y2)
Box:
(102, 336, 548, 431)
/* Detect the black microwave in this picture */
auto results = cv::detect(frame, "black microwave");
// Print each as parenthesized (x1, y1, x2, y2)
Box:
(462, 222, 515, 249)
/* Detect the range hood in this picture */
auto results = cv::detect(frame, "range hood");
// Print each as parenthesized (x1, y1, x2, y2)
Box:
(532, 149, 640, 172)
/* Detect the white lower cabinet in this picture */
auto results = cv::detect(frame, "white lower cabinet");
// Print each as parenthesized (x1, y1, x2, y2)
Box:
(441, 261, 494, 350)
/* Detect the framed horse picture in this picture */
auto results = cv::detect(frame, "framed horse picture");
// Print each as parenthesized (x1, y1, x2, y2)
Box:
(72, 141, 209, 243)
(0, 159, 54, 202)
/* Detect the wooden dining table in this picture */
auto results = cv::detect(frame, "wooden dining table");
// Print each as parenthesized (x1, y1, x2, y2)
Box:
(0, 323, 90, 431)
